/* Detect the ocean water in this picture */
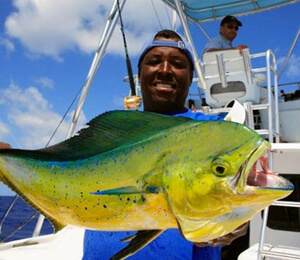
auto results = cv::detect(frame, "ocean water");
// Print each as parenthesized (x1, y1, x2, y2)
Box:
(0, 196, 53, 242)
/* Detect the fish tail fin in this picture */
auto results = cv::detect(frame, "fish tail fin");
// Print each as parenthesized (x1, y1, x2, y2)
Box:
(0, 160, 66, 234)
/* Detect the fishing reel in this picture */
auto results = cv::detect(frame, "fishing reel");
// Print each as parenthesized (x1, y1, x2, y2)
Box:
(123, 95, 142, 110)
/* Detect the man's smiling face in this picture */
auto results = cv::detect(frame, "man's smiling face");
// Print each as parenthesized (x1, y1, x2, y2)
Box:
(138, 37, 193, 114)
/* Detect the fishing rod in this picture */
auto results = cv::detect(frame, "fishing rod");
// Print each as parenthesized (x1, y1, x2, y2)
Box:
(116, 0, 141, 110)
(116, 0, 135, 95)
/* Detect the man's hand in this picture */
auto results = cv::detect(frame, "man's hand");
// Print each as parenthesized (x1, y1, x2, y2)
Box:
(236, 45, 248, 55)
(236, 44, 248, 51)
(194, 222, 249, 247)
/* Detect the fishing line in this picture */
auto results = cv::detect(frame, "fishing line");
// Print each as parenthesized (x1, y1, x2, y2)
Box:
(0, 212, 37, 243)
(151, 0, 163, 29)
(163, 2, 173, 29)
(0, 195, 18, 232)
(45, 85, 83, 147)
(116, 0, 136, 96)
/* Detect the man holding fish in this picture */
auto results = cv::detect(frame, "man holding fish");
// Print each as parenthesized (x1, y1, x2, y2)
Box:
(0, 29, 293, 260)
(82, 29, 248, 260)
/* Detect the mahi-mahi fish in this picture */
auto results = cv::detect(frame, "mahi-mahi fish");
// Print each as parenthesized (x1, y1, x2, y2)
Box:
(0, 111, 294, 259)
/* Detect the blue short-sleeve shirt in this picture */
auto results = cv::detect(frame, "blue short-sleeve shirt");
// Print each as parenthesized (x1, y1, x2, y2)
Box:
(203, 35, 233, 54)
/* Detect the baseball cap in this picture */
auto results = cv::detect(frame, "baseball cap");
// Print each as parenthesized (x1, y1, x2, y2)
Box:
(137, 30, 194, 70)
(221, 15, 242, 26)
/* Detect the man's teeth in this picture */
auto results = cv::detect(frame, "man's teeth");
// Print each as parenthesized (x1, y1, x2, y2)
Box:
(156, 83, 172, 88)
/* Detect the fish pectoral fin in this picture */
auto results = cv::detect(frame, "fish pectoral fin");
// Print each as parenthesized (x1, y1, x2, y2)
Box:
(109, 230, 164, 260)
(91, 186, 159, 195)
(176, 215, 226, 243)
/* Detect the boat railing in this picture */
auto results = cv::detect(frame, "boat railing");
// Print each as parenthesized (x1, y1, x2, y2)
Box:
(257, 201, 300, 260)
(190, 48, 279, 143)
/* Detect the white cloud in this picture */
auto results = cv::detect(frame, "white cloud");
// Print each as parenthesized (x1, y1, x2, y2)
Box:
(0, 120, 10, 139)
(0, 82, 86, 149)
(277, 56, 285, 66)
(285, 54, 300, 78)
(34, 77, 55, 89)
(0, 38, 15, 53)
(277, 54, 300, 79)
(5, 0, 174, 60)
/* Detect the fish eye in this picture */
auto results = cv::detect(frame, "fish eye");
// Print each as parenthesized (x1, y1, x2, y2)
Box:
(211, 158, 231, 177)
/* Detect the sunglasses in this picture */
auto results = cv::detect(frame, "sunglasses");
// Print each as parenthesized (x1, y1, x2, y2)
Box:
(225, 25, 239, 31)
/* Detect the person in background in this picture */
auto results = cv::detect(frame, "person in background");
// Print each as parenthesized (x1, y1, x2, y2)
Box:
(0, 29, 248, 260)
(203, 15, 248, 54)
(280, 90, 287, 102)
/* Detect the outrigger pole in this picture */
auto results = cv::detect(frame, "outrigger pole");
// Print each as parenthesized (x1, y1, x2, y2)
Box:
(66, 0, 127, 139)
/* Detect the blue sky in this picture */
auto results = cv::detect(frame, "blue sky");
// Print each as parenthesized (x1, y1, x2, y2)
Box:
(0, 0, 300, 195)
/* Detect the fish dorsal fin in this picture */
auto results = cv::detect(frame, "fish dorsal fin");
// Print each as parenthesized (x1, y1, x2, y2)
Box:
(4, 111, 193, 161)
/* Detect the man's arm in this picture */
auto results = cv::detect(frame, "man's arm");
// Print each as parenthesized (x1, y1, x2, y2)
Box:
(205, 44, 248, 53)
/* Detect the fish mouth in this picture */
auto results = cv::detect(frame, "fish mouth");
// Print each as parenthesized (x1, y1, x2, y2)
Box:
(232, 143, 294, 194)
